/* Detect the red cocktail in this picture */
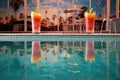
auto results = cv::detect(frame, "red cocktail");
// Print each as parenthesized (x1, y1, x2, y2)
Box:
(31, 11, 42, 33)
(85, 12, 96, 33)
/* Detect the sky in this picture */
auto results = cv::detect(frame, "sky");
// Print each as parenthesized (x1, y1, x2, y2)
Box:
(0, 0, 116, 20)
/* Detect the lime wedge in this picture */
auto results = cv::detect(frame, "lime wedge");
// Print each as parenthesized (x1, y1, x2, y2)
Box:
(89, 8, 93, 14)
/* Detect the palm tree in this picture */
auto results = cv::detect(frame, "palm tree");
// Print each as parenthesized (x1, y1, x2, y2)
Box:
(9, 0, 24, 19)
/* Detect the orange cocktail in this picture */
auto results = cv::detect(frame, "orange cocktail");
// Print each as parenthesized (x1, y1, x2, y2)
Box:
(31, 11, 42, 33)
(85, 11, 96, 33)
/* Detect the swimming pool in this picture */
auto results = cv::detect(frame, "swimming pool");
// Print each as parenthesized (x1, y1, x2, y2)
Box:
(0, 34, 120, 80)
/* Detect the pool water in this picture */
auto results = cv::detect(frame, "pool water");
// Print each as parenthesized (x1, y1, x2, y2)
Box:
(0, 41, 120, 80)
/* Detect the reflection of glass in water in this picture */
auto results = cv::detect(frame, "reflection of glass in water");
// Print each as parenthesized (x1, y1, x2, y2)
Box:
(31, 41, 41, 64)
(85, 41, 95, 62)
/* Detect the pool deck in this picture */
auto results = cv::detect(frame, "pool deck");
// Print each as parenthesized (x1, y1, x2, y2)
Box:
(0, 33, 120, 41)
(0, 33, 120, 36)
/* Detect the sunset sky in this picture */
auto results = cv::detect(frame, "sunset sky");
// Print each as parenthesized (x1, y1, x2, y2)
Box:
(0, 0, 116, 20)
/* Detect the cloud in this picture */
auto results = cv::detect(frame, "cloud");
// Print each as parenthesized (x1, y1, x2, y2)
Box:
(40, 0, 84, 19)
(40, 6, 58, 19)
(97, 0, 101, 6)
(59, 1, 72, 8)
(0, 8, 7, 12)
(25, 0, 77, 19)
(40, 0, 75, 20)
(42, 0, 56, 5)
(0, 8, 8, 18)
(26, 3, 58, 20)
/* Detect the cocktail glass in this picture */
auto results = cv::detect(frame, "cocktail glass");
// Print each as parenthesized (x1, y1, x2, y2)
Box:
(31, 11, 42, 34)
(85, 12, 96, 33)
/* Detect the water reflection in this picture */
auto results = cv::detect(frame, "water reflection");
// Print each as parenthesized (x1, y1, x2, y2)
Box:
(0, 41, 120, 80)
(85, 41, 95, 62)
(31, 41, 41, 64)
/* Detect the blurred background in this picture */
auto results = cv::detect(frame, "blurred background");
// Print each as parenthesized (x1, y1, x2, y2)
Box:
(0, 0, 118, 32)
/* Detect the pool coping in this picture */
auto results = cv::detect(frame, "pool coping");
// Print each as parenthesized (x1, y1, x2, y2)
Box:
(0, 33, 120, 36)
(0, 33, 120, 41)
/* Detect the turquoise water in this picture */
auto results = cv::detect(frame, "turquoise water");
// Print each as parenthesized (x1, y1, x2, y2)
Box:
(0, 40, 120, 80)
